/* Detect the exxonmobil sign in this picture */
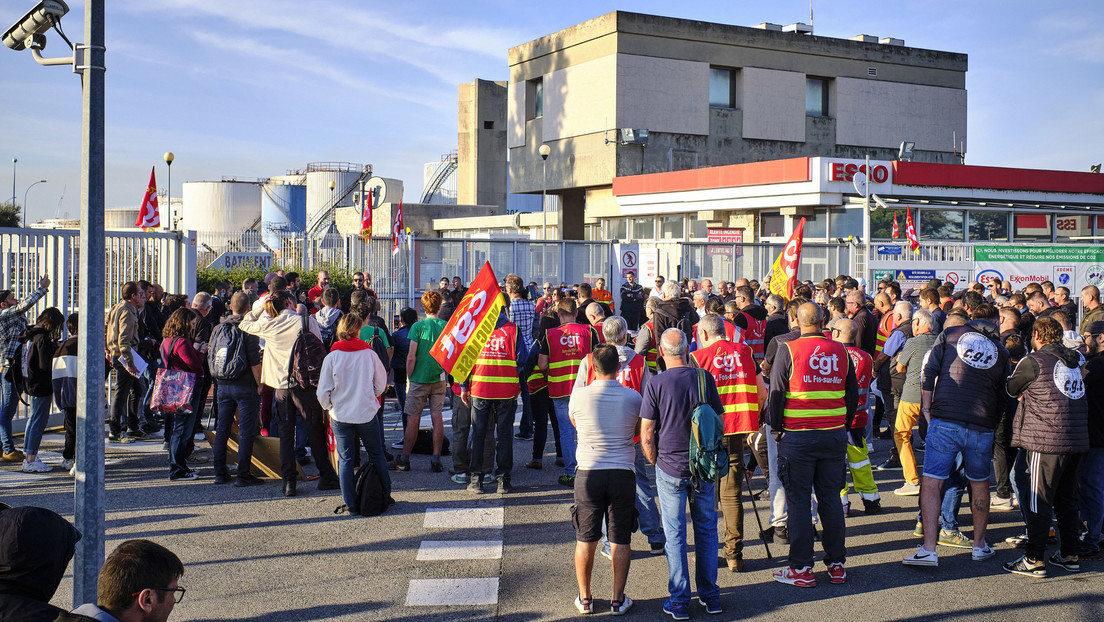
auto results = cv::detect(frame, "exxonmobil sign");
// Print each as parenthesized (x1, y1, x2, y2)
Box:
(829, 160, 890, 184)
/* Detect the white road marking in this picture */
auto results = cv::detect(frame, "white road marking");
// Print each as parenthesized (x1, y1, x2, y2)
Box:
(405, 578, 499, 606)
(0, 470, 49, 487)
(416, 540, 503, 561)
(423, 507, 504, 529)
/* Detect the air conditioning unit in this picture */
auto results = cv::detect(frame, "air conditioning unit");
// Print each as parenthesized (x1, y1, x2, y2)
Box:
(620, 128, 649, 145)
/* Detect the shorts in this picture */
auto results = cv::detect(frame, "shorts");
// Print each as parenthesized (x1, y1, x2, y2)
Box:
(404, 381, 447, 417)
(922, 418, 994, 482)
(572, 469, 636, 545)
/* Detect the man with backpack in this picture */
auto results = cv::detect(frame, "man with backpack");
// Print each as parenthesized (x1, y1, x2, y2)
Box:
(767, 303, 857, 588)
(211, 292, 264, 487)
(640, 328, 724, 619)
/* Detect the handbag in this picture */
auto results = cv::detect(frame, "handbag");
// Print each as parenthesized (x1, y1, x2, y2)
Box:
(150, 338, 197, 414)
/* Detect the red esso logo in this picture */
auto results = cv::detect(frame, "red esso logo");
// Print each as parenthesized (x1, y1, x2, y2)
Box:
(560, 333, 581, 348)
(831, 162, 889, 183)
(1056, 218, 1078, 231)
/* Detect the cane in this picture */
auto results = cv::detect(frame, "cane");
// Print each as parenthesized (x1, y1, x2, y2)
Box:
(745, 469, 772, 559)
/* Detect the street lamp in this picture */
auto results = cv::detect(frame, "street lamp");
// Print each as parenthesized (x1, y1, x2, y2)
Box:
(22, 179, 45, 226)
(9, 158, 15, 208)
(539, 144, 550, 240)
(164, 152, 173, 229)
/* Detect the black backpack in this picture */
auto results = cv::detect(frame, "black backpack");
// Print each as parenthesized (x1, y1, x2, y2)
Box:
(210, 320, 250, 381)
(289, 315, 326, 388)
(354, 465, 394, 516)
(362, 324, 391, 370)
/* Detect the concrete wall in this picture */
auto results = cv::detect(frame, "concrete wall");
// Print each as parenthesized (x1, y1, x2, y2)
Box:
(544, 55, 616, 141)
(458, 80, 509, 212)
(335, 203, 499, 238)
(615, 55, 708, 135)
(835, 77, 967, 151)
(741, 67, 805, 142)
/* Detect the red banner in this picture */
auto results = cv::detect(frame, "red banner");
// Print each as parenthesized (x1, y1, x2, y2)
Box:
(430, 262, 504, 382)
(392, 200, 404, 255)
(891, 211, 899, 239)
(767, 217, 805, 300)
(906, 206, 919, 253)
(360, 191, 373, 240)
(135, 167, 160, 230)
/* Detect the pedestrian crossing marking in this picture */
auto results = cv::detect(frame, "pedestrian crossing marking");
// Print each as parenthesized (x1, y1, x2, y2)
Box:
(405, 578, 499, 606)
(417, 540, 503, 561)
(423, 507, 504, 529)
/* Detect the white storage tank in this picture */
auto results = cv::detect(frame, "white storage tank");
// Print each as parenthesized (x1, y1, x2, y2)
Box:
(105, 207, 141, 230)
(261, 181, 307, 248)
(305, 163, 365, 225)
(181, 181, 262, 235)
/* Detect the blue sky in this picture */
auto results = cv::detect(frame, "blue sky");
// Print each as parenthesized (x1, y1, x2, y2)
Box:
(1, 0, 1101, 221)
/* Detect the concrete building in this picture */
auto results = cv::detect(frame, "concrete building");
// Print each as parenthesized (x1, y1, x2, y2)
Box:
(458, 80, 509, 212)
(499, 11, 968, 240)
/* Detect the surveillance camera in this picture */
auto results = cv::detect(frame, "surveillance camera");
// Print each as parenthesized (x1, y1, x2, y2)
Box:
(2, 0, 68, 51)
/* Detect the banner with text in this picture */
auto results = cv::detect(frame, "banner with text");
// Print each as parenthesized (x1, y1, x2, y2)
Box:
(430, 261, 504, 382)
(973, 245, 1104, 291)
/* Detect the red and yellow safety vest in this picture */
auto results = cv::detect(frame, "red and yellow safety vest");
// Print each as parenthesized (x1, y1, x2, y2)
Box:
(724, 320, 743, 344)
(469, 323, 520, 400)
(584, 350, 646, 394)
(782, 336, 850, 432)
(592, 321, 606, 344)
(526, 369, 547, 394)
(692, 340, 759, 435)
(846, 346, 873, 430)
(641, 321, 659, 372)
(738, 311, 766, 362)
(874, 311, 897, 354)
(547, 323, 593, 399)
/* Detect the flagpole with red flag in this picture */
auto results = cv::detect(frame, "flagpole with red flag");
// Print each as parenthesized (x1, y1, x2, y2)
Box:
(135, 166, 160, 231)
(905, 206, 920, 253)
(891, 211, 899, 239)
(392, 200, 404, 255)
(360, 190, 373, 240)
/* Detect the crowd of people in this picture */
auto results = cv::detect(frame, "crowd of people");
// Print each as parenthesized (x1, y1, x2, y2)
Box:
(1, 263, 1102, 618)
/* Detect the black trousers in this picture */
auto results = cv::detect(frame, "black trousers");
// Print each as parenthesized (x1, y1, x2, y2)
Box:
(273, 386, 339, 484)
(1024, 451, 1082, 560)
(109, 359, 140, 435)
(992, 412, 1016, 499)
(62, 407, 76, 460)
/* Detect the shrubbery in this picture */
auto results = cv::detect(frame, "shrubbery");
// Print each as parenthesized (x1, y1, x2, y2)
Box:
(194, 262, 358, 297)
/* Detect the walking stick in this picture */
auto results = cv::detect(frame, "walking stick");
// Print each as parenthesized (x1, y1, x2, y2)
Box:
(744, 469, 772, 559)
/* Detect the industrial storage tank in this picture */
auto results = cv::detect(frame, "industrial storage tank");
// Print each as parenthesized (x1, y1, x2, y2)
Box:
(305, 162, 366, 228)
(261, 180, 307, 248)
(181, 181, 262, 235)
(105, 207, 141, 230)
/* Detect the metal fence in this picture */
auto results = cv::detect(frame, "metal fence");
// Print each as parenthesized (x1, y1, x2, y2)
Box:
(680, 242, 856, 285)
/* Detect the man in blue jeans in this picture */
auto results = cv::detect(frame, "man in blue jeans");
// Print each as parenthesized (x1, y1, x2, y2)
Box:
(211, 293, 264, 487)
(0, 278, 50, 463)
(641, 328, 723, 620)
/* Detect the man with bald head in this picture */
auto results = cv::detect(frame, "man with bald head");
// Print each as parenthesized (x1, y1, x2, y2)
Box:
(585, 302, 607, 344)
(640, 328, 724, 616)
(1081, 285, 1104, 334)
(832, 318, 881, 515)
(768, 303, 857, 587)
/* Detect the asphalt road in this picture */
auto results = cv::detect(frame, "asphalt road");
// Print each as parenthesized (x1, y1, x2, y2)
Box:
(3, 404, 1101, 622)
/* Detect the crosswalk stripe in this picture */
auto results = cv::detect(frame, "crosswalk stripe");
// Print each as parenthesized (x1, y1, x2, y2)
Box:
(417, 540, 503, 561)
(405, 578, 499, 606)
(423, 507, 504, 529)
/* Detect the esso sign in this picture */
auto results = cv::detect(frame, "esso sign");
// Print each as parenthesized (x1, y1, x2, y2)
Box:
(831, 162, 889, 184)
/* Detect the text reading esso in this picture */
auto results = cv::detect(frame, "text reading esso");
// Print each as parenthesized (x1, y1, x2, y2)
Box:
(830, 162, 889, 184)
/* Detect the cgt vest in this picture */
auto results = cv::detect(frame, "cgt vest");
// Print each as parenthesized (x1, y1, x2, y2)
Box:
(469, 323, 520, 400)
(547, 323, 593, 398)
(724, 320, 743, 344)
(526, 369, 548, 394)
(692, 339, 759, 435)
(930, 325, 1008, 429)
(738, 311, 766, 363)
(641, 321, 659, 372)
(584, 350, 646, 394)
(782, 336, 850, 432)
(1013, 349, 1090, 454)
(593, 322, 606, 344)
(846, 346, 873, 430)
(875, 311, 898, 354)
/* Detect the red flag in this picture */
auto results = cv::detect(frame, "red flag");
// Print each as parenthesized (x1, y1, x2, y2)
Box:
(891, 211, 899, 239)
(391, 200, 404, 255)
(905, 206, 919, 253)
(767, 217, 805, 300)
(360, 191, 373, 240)
(430, 262, 504, 382)
(135, 166, 160, 230)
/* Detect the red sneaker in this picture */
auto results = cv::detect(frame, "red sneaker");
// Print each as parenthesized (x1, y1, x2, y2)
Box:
(773, 566, 816, 587)
(827, 562, 846, 584)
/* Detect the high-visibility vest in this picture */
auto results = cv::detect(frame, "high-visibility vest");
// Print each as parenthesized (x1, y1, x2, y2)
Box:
(782, 336, 850, 432)
(527, 369, 547, 394)
(724, 320, 743, 344)
(547, 323, 593, 398)
(593, 321, 606, 344)
(846, 346, 873, 430)
(692, 339, 759, 435)
(469, 323, 520, 400)
(875, 311, 897, 354)
(641, 321, 659, 372)
(738, 311, 766, 362)
(584, 350, 646, 394)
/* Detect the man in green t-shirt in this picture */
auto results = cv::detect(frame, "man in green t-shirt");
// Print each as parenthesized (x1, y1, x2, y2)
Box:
(393, 290, 448, 472)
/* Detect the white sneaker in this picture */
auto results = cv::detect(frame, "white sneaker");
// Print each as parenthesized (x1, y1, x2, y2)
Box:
(972, 544, 995, 561)
(61, 459, 74, 470)
(21, 458, 52, 473)
(903, 545, 938, 567)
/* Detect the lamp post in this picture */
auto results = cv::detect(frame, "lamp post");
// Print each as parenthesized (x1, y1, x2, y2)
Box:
(164, 152, 174, 229)
(9, 158, 15, 209)
(22, 179, 46, 227)
(539, 144, 550, 240)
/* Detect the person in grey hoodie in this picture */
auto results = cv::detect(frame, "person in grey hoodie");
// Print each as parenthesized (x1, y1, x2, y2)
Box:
(315, 287, 343, 346)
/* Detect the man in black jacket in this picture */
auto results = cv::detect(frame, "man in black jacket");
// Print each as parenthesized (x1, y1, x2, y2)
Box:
(619, 271, 646, 330)
(0, 504, 81, 622)
(904, 304, 1010, 568)
(1079, 320, 1104, 561)
(1002, 316, 1090, 577)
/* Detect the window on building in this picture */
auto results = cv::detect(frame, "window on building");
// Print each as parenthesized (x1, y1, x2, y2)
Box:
(483, 121, 494, 130)
(806, 77, 829, 117)
(967, 212, 1009, 241)
(1014, 213, 1052, 242)
(527, 77, 543, 120)
(632, 217, 654, 241)
(802, 209, 827, 241)
(830, 207, 864, 240)
(760, 213, 785, 238)
(1055, 215, 1092, 242)
(709, 68, 737, 109)
(608, 218, 628, 241)
(660, 216, 684, 240)
(690, 218, 708, 239)
(918, 209, 964, 241)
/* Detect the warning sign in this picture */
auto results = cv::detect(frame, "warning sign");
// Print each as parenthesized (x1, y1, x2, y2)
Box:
(622, 250, 637, 268)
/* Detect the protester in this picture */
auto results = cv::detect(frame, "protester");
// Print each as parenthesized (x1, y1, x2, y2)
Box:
(0, 276, 50, 463)
(833, 318, 882, 515)
(539, 298, 598, 485)
(160, 308, 206, 481)
(106, 281, 147, 443)
(15, 307, 64, 474)
(211, 292, 264, 487)
(391, 307, 416, 417)
(63, 539, 184, 622)
(53, 312, 79, 475)
(394, 291, 448, 472)
(1080, 320, 1104, 561)
(0, 505, 81, 622)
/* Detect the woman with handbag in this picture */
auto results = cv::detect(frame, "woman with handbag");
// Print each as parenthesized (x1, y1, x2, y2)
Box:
(317, 314, 391, 514)
(159, 308, 205, 480)
(17, 307, 64, 474)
